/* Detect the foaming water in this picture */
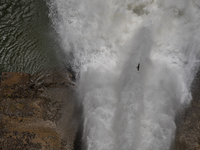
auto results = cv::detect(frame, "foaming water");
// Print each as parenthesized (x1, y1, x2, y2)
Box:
(49, 0, 200, 149)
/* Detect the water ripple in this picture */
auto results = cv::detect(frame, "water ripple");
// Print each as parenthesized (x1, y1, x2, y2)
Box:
(0, 0, 61, 74)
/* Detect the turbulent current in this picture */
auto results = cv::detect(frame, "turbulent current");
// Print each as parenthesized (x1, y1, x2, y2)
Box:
(49, 0, 200, 150)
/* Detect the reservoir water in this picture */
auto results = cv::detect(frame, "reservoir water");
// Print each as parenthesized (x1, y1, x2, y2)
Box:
(0, 0, 61, 74)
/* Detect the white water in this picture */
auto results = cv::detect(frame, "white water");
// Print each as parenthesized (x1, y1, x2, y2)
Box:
(49, 0, 200, 149)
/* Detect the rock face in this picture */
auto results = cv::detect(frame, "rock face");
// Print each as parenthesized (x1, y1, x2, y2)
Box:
(175, 70, 200, 150)
(0, 68, 81, 150)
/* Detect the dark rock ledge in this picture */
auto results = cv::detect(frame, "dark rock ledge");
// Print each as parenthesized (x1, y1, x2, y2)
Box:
(0, 68, 81, 150)
(175, 70, 200, 150)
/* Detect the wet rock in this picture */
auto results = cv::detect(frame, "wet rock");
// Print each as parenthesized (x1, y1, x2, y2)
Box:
(0, 68, 81, 150)
(0, 72, 34, 98)
(175, 107, 200, 150)
(175, 70, 200, 150)
(31, 67, 76, 89)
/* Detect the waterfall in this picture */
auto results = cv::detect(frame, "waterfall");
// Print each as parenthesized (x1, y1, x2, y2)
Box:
(49, 0, 200, 149)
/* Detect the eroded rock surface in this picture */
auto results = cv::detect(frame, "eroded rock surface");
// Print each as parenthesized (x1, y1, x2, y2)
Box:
(0, 68, 81, 150)
(175, 70, 200, 150)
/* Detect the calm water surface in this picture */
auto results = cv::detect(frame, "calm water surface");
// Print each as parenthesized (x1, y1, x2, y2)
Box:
(0, 0, 63, 74)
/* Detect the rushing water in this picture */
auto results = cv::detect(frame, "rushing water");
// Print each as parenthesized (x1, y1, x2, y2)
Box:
(49, 0, 200, 150)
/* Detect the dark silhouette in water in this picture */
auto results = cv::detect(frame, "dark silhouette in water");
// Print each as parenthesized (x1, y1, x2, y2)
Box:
(137, 63, 140, 71)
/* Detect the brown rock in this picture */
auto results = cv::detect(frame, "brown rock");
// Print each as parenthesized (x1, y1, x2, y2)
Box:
(1, 72, 30, 87)
(0, 72, 34, 98)
(0, 68, 81, 150)
(175, 70, 200, 150)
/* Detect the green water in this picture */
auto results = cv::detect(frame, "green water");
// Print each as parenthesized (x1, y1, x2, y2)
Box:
(0, 0, 63, 74)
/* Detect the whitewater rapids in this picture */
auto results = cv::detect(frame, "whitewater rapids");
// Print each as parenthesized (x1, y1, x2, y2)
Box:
(49, 0, 200, 149)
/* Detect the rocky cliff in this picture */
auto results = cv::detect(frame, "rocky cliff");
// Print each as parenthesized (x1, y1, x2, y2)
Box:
(0, 68, 81, 150)
(175, 70, 200, 150)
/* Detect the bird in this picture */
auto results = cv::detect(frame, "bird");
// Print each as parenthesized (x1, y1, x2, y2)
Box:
(137, 63, 140, 71)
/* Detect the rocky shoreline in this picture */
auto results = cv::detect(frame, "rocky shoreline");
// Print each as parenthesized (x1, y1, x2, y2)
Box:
(0, 68, 81, 150)
(1, 67, 200, 150)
